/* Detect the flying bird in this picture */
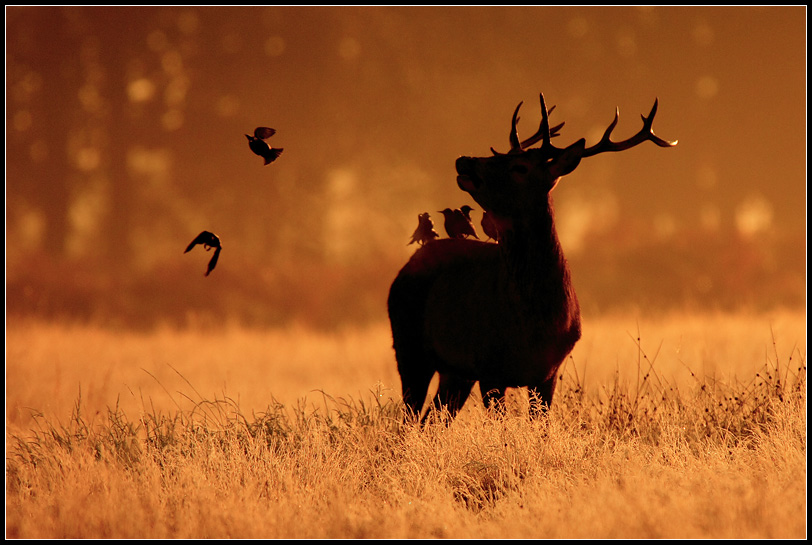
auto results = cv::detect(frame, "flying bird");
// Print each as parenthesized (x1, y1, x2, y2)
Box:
(246, 126, 283, 165)
(184, 230, 222, 276)
(408, 212, 440, 246)
(439, 207, 479, 239)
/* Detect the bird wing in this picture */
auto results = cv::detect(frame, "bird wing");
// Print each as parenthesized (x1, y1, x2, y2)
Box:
(185, 231, 220, 253)
(263, 148, 283, 165)
(464, 220, 479, 238)
(184, 231, 208, 253)
(205, 247, 222, 276)
(254, 127, 276, 139)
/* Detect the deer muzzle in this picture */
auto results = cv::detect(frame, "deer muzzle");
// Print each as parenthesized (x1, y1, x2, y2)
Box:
(456, 156, 481, 191)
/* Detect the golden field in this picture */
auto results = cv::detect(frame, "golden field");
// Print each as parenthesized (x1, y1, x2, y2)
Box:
(5, 310, 807, 539)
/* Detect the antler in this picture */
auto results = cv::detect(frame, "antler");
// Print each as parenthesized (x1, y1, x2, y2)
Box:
(491, 94, 677, 158)
(491, 94, 565, 156)
(582, 98, 678, 158)
(519, 97, 565, 149)
(508, 101, 523, 152)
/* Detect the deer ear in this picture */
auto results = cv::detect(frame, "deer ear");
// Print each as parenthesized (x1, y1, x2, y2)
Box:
(549, 138, 585, 179)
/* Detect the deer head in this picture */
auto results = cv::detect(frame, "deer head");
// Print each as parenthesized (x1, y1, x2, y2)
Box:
(456, 93, 677, 223)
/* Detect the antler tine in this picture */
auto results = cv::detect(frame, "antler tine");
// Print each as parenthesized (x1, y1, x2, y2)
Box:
(582, 98, 678, 158)
(549, 121, 565, 138)
(545, 106, 566, 139)
(519, 99, 550, 150)
(538, 93, 551, 148)
(489, 101, 526, 156)
(519, 94, 566, 150)
(509, 101, 523, 153)
(521, 120, 565, 148)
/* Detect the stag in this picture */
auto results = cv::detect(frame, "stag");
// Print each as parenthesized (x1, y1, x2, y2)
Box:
(388, 93, 676, 422)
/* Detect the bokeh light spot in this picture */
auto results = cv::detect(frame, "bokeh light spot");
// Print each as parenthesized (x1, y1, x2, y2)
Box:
(567, 17, 589, 39)
(75, 147, 101, 172)
(29, 140, 48, 162)
(128, 147, 171, 176)
(696, 164, 718, 190)
(68, 182, 106, 256)
(177, 10, 199, 35)
(165, 76, 189, 107)
(216, 95, 240, 118)
(654, 213, 677, 239)
(265, 35, 286, 57)
(692, 20, 715, 47)
(146, 30, 168, 52)
(700, 203, 721, 231)
(559, 191, 619, 254)
(128, 78, 156, 103)
(13, 110, 32, 132)
(222, 33, 242, 54)
(162, 50, 184, 75)
(338, 37, 361, 61)
(13, 71, 42, 102)
(162, 109, 184, 131)
(78, 84, 103, 112)
(736, 194, 773, 236)
(695, 76, 719, 100)
(325, 168, 362, 261)
(19, 209, 45, 250)
(615, 30, 637, 57)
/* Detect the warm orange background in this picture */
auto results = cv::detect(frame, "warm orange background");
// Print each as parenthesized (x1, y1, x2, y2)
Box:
(5, 6, 806, 329)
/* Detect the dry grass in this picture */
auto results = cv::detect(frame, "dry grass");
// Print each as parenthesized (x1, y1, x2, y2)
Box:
(5, 310, 807, 539)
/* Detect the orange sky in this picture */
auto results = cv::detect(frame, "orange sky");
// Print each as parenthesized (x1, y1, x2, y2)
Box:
(5, 6, 806, 324)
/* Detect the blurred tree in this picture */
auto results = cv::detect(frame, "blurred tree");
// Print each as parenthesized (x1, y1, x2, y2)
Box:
(97, 7, 143, 269)
(5, 7, 805, 328)
(6, 8, 79, 258)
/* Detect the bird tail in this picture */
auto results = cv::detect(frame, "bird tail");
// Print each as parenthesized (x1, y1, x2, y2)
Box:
(263, 148, 284, 165)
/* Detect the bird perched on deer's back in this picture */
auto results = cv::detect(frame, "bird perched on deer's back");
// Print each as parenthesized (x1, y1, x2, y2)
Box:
(481, 210, 500, 242)
(439, 207, 479, 239)
(408, 212, 440, 246)
(459, 205, 474, 221)
(459, 205, 481, 238)
(246, 126, 283, 165)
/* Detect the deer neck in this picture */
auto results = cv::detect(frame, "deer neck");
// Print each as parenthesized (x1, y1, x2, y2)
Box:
(498, 199, 579, 326)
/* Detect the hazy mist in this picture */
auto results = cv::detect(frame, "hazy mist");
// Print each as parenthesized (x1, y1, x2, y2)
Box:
(5, 6, 806, 329)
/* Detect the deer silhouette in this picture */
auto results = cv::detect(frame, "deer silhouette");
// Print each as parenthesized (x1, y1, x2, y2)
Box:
(388, 93, 676, 422)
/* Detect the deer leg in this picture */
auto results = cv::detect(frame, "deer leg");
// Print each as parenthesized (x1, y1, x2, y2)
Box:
(398, 363, 436, 420)
(423, 372, 475, 424)
(478, 381, 507, 412)
(528, 374, 559, 418)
